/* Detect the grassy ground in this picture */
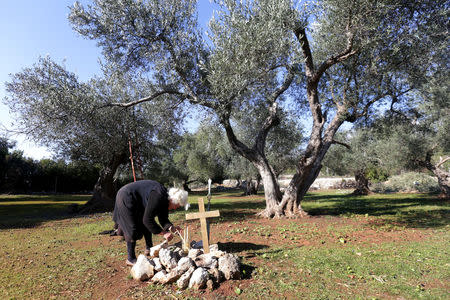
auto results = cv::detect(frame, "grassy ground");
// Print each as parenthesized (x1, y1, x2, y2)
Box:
(0, 190, 448, 299)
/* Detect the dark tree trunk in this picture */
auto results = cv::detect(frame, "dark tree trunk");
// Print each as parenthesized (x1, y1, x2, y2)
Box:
(268, 84, 344, 218)
(255, 174, 261, 192)
(236, 179, 242, 188)
(79, 152, 127, 213)
(245, 176, 260, 195)
(270, 156, 322, 218)
(423, 156, 450, 200)
(183, 181, 191, 192)
(182, 179, 197, 193)
(352, 169, 372, 195)
(434, 168, 450, 199)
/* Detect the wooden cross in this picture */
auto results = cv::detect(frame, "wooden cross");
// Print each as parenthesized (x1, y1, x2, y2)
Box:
(185, 198, 220, 254)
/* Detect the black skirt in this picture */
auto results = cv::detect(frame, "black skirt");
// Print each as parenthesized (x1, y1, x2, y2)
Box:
(113, 180, 172, 242)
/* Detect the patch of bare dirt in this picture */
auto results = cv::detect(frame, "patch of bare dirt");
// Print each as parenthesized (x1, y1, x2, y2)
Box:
(83, 213, 436, 299)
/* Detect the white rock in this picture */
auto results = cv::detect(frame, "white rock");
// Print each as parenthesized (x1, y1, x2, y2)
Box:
(209, 244, 219, 252)
(159, 257, 195, 284)
(149, 240, 168, 258)
(188, 248, 203, 259)
(210, 250, 226, 258)
(162, 268, 184, 284)
(151, 270, 167, 283)
(218, 254, 241, 280)
(159, 248, 179, 271)
(152, 257, 162, 272)
(188, 267, 209, 290)
(177, 257, 195, 273)
(194, 253, 218, 269)
(176, 266, 196, 289)
(130, 254, 155, 281)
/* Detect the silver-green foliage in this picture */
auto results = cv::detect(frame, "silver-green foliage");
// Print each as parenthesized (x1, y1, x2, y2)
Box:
(372, 172, 440, 193)
(312, 0, 448, 121)
(4, 57, 182, 166)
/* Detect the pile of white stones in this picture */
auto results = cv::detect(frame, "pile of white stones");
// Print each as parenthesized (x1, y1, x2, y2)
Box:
(130, 240, 241, 290)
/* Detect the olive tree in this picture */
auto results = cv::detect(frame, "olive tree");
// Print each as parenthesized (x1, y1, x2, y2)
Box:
(4, 57, 183, 211)
(69, 0, 447, 217)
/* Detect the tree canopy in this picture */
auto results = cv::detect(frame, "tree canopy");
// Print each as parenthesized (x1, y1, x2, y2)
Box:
(67, 0, 448, 216)
(4, 57, 184, 211)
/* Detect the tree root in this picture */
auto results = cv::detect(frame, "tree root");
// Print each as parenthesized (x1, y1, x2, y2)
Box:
(296, 210, 310, 218)
(257, 204, 310, 219)
(256, 208, 285, 219)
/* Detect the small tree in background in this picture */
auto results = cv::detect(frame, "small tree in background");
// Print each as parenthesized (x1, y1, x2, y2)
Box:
(173, 122, 227, 190)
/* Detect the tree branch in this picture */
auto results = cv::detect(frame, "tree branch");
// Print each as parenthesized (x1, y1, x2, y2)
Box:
(160, 37, 217, 109)
(437, 156, 450, 168)
(332, 139, 351, 149)
(220, 116, 256, 162)
(225, 64, 287, 104)
(313, 33, 356, 83)
(347, 88, 413, 122)
(254, 66, 296, 153)
(104, 90, 187, 108)
(312, 9, 357, 83)
(294, 27, 315, 78)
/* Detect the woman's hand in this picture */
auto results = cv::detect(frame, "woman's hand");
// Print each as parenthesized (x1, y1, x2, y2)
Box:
(162, 231, 173, 241)
(170, 225, 182, 234)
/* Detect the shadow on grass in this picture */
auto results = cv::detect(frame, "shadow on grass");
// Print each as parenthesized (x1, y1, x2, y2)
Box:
(240, 263, 256, 279)
(219, 241, 269, 253)
(305, 192, 450, 229)
(369, 209, 450, 229)
(0, 194, 92, 229)
(0, 204, 82, 229)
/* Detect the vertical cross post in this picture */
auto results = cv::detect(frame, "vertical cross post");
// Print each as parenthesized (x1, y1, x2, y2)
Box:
(185, 198, 220, 254)
(206, 178, 212, 240)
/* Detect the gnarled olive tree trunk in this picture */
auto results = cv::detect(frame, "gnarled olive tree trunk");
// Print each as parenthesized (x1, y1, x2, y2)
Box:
(221, 113, 284, 212)
(79, 152, 128, 213)
(217, 21, 356, 218)
(422, 156, 450, 199)
(434, 168, 450, 199)
(352, 169, 372, 195)
(245, 175, 261, 195)
(257, 25, 356, 218)
(259, 69, 346, 218)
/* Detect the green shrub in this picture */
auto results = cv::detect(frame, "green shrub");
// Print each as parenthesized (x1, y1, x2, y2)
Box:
(365, 165, 390, 182)
(372, 172, 439, 193)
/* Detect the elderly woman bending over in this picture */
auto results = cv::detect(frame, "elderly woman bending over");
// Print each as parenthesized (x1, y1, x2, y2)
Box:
(113, 180, 188, 266)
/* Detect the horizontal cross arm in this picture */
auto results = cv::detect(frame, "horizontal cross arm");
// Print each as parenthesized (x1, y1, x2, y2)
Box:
(185, 210, 220, 221)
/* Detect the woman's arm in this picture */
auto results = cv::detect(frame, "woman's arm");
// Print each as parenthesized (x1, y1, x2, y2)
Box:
(142, 190, 165, 234)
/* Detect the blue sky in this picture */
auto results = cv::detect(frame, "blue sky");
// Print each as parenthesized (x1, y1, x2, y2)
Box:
(0, 0, 215, 159)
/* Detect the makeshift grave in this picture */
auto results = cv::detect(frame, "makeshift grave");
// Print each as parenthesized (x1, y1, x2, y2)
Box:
(130, 198, 240, 290)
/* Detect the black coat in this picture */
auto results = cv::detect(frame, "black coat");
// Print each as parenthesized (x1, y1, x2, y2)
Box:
(113, 180, 173, 242)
